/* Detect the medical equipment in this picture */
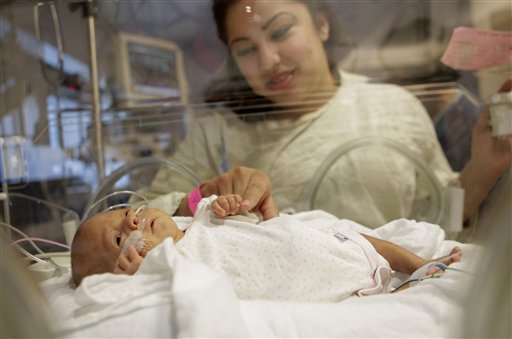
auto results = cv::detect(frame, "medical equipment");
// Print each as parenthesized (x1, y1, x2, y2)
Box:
(0, 192, 79, 281)
(305, 136, 464, 234)
(84, 157, 201, 213)
(0, 136, 29, 185)
(489, 91, 512, 138)
(305, 136, 443, 223)
(114, 32, 189, 109)
(1, 221, 70, 280)
(122, 229, 145, 255)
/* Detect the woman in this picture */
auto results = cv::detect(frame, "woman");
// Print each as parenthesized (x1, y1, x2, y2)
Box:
(146, 0, 510, 230)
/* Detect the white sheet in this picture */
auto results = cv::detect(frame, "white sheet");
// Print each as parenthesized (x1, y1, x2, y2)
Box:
(42, 213, 476, 338)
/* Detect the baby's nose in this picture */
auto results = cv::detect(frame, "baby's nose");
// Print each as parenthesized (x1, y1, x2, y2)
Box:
(123, 209, 141, 231)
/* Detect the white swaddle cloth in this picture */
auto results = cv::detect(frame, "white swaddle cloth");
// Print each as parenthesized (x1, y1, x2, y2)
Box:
(175, 196, 391, 302)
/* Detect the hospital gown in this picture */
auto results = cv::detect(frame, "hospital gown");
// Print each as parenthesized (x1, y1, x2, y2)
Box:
(173, 196, 391, 302)
(146, 71, 457, 228)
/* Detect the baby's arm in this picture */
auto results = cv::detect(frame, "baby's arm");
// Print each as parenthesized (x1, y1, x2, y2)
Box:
(361, 234, 461, 275)
(113, 246, 144, 275)
(211, 194, 243, 217)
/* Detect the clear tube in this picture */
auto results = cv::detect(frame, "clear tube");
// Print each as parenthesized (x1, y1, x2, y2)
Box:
(1, 222, 69, 272)
(305, 136, 445, 225)
(82, 190, 148, 222)
(120, 206, 148, 255)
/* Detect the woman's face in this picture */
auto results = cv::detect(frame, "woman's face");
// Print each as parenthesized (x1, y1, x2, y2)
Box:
(225, 0, 336, 111)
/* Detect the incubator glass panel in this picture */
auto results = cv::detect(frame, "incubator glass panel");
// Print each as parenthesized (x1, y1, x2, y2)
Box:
(1, 0, 509, 224)
(1, 1, 510, 337)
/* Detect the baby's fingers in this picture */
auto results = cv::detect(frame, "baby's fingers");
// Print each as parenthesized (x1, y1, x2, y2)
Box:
(211, 199, 228, 217)
(114, 246, 143, 275)
(426, 265, 444, 276)
(212, 195, 242, 217)
(114, 254, 130, 274)
(224, 194, 241, 214)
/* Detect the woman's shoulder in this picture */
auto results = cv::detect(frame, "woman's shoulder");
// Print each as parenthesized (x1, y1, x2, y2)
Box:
(340, 70, 415, 97)
(339, 70, 370, 85)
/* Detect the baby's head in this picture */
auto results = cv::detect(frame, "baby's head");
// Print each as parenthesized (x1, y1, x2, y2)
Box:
(71, 207, 183, 286)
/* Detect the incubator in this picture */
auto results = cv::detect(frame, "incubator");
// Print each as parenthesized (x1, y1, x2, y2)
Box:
(0, 1, 510, 337)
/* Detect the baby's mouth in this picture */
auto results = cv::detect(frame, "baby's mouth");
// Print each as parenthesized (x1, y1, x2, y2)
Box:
(148, 219, 155, 233)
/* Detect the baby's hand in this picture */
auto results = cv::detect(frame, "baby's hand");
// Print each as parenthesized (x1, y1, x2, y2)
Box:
(114, 245, 144, 275)
(211, 194, 243, 217)
(427, 246, 463, 275)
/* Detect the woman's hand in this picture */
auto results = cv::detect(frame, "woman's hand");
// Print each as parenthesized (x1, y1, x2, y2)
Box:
(113, 246, 144, 275)
(201, 167, 278, 220)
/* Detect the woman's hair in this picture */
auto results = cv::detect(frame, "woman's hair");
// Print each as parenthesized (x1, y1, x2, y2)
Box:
(205, 0, 352, 115)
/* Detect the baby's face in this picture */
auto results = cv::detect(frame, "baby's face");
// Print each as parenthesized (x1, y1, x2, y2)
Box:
(82, 207, 183, 261)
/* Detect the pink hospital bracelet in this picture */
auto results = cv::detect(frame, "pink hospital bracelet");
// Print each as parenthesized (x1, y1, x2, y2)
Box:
(187, 185, 203, 215)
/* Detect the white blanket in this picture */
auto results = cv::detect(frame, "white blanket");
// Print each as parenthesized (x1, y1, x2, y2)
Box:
(46, 212, 474, 338)
(175, 199, 391, 302)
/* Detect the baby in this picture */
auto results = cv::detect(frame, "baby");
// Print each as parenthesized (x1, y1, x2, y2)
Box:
(71, 194, 461, 301)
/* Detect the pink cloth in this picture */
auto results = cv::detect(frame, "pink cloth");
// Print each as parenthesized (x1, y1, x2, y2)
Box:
(441, 27, 512, 71)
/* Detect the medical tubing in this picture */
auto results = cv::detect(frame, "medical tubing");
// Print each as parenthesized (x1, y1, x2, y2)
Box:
(121, 230, 145, 255)
(120, 206, 149, 254)
(306, 137, 445, 225)
(11, 237, 70, 250)
(1, 222, 69, 271)
(13, 245, 49, 266)
(82, 190, 148, 222)
(85, 157, 201, 214)
(1, 222, 45, 254)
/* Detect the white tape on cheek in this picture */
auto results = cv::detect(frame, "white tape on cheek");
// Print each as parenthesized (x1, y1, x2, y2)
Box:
(121, 230, 145, 255)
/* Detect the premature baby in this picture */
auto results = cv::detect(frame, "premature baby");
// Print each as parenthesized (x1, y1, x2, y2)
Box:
(71, 194, 461, 302)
